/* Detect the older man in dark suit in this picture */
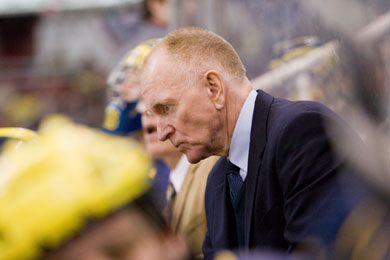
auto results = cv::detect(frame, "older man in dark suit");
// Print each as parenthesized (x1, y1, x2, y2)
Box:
(140, 27, 354, 259)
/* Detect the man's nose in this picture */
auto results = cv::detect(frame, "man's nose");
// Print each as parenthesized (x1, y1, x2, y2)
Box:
(156, 119, 174, 141)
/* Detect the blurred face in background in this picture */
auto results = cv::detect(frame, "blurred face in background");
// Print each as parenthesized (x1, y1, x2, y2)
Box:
(147, 0, 170, 27)
(45, 208, 188, 260)
(119, 67, 142, 102)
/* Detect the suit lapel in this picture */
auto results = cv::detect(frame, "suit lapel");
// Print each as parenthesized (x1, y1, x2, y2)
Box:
(244, 90, 274, 246)
(216, 158, 238, 247)
(171, 163, 199, 230)
(208, 158, 238, 248)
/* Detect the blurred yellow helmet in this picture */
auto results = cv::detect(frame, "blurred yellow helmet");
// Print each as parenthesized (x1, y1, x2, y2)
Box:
(0, 127, 38, 152)
(107, 38, 161, 92)
(0, 127, 37, 141)
(103, 38, 161, 135)
(0, 115, 152, 260)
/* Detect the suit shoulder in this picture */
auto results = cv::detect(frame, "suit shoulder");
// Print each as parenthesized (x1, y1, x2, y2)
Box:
(269, 99, 341, 133)
(273, 98, 335, 118)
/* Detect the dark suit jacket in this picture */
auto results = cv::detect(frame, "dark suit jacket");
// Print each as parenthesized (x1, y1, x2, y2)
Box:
(203, 90, 354, 259)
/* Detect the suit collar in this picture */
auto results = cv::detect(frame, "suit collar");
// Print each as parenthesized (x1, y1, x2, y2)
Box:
(244, 90, 274, 245)
(229, 89, 258, 176)
(248, 90, 273, 158)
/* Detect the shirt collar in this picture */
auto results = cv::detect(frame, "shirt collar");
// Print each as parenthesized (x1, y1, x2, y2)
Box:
(229, 89, 257, 173)
(169, 155, 190, 193)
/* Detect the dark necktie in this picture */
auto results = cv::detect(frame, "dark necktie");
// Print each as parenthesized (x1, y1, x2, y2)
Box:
(165, 182, 176, 222)
(227, 159, 245, 246)
(227, 160, 243, 204)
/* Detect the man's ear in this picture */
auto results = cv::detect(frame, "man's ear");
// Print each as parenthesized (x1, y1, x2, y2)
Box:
(205, 70, 225, 110)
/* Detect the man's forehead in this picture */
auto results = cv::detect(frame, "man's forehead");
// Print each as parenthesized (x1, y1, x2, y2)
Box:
(142, 50, 170, 86)
(141, 74, 169, 101)
(141, 80, 171, 111)
(143, 85, 175, 107)
(143, 47, 173, 76)
(141, 49, 179, 92)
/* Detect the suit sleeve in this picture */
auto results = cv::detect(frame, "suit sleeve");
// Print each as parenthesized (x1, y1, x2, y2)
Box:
(275, 110, 351, 249)
(202, 230, 214, 260)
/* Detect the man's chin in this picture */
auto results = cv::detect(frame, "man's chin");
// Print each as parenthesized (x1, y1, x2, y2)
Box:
(184, 152, 203, 164)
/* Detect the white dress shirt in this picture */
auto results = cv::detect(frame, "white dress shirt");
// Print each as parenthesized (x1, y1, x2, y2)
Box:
(169, 154, 191, 193)
(229, 89, 258, 181)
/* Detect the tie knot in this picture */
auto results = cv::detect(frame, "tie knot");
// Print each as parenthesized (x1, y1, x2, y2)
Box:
(227, 159, 243, 203)
(165, 182, 176, 223)
(227, 160, 240, 176)
(166, 182, 176, 203)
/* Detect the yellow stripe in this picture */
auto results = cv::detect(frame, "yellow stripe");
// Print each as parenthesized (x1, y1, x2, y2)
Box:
(0, 127, 38, 141)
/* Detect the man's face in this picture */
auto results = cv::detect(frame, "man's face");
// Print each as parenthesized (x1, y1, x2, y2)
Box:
(119, 67, 142, 102)
(141, 49, 223, 163)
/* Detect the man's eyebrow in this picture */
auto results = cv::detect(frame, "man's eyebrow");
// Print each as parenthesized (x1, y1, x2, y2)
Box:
(152, 98, 175, 107)
(151, 100, 166, 110)
(151, 99, 176, 112)
(151, 101, 161, 109)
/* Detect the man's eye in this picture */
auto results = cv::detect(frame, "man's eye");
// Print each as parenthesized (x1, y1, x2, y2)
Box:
(153, 104, 172, 115)
(161, 105, 170, 114)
